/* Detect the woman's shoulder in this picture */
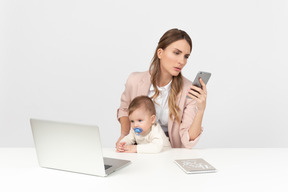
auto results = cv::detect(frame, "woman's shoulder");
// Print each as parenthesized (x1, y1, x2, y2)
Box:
(127, 71, 150, 82)
(128, 71, 149, 79)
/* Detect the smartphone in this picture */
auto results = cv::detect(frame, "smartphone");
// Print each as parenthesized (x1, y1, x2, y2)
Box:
(192, 71, 211, 88)
(187, 71, 211, 98)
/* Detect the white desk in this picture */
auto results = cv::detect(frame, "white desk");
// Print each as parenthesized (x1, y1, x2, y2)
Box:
(1, 148, 288, 192)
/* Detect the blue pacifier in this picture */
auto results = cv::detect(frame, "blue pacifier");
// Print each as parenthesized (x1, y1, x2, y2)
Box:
(133, 127, 143, 135)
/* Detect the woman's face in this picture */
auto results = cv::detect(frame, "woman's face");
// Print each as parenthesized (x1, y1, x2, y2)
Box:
(157, 39, 191, 78)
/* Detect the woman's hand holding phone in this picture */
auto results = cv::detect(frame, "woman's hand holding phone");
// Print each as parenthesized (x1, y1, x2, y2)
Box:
(187, 78, 208, 112)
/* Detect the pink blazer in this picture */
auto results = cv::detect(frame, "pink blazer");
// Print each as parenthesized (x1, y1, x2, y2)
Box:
(117, 71, 202, 148)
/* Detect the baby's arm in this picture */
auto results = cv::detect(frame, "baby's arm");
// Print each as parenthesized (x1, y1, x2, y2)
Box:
(122, 144, 137, 153)
(136, 125, 169, 153)
(117, 129, 136, 152)
(137, 137, 164, 153)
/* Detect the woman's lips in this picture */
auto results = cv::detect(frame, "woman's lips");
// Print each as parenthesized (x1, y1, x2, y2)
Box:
(174, 67, 182, 72)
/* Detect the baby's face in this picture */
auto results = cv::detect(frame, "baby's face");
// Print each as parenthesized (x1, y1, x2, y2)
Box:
(129, 107, 155, 135)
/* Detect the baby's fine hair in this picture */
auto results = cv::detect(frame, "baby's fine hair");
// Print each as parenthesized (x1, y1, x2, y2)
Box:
(128, 96, 156, 116)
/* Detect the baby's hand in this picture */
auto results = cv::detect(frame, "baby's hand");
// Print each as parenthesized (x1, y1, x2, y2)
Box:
(123, 144, 137, 153)
(116, 142, 126, 152)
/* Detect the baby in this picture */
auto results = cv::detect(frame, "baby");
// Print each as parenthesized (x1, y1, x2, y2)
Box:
(117, 96, 171, 153)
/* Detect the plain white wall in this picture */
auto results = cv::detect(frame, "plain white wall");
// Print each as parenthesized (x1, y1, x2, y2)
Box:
(1, 0, 287, 148)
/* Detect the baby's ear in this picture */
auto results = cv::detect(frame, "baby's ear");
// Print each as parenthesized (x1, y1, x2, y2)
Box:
(151, 115, 156, 124)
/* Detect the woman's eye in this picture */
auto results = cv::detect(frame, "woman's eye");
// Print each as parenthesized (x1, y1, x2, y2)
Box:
(174, 52, 180, 55)
(131, 120, 134, 123)
(139, 120, 142, 122)
(185, 55, 189, 59)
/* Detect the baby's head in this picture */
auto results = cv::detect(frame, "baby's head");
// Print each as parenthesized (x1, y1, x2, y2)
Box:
(128, 96, 156, 135)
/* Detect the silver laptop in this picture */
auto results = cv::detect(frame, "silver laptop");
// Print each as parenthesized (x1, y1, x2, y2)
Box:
(30, 119, 130, 177)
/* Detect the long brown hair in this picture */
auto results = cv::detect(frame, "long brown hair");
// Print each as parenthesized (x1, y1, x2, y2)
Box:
(149, 28, 192, 124)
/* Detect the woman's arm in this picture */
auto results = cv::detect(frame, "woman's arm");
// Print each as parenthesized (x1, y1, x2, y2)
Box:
(187, 78, 207, 141)
(116, 116, 130, 147)
(116, 73, 134, 147)
(188, 110, 204, 141)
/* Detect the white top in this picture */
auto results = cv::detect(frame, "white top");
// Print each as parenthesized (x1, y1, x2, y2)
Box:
(120, 123, 171, 153)
(148, 80, 172, 133)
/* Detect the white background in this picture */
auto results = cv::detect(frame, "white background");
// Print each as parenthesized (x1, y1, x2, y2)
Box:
(1, 0, 287, 148)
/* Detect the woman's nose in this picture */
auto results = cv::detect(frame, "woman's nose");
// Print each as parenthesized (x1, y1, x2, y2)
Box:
(178, 57, 185, 65)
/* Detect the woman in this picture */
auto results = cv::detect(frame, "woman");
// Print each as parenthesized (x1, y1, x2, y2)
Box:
(116, 28, 208, 148)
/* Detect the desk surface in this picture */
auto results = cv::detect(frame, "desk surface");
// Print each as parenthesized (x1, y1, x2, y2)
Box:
(1, 148, 288, 192)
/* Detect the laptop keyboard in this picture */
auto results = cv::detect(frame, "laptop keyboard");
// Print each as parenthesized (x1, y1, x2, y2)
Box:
(104, 164, 112, 170)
